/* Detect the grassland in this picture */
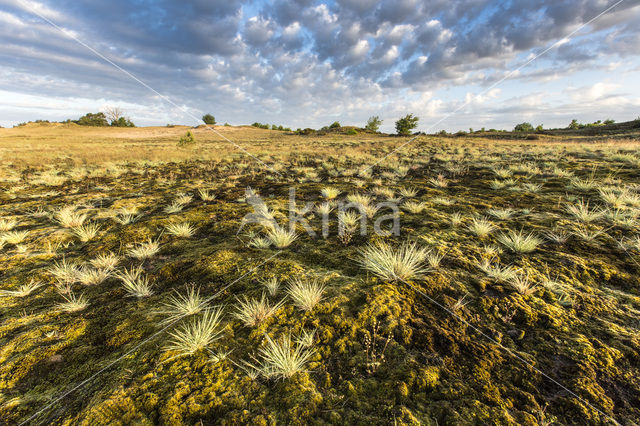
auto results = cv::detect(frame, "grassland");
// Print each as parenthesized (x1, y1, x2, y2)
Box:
(1, 122, 640, 424)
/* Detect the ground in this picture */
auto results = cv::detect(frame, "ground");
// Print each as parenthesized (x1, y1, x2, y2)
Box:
(1, 122, 639, 425)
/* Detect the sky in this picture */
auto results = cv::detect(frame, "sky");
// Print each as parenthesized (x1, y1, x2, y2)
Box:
(0, 0, 639, 132)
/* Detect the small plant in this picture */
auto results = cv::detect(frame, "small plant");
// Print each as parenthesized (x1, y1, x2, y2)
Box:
(467, 218, 496, 238)
(2, 230, 29, 245)
(508, 273, 537, 296)
(476, 259, 517, 281)
(116, 266, 153, 297)
(321, 187, 341, 199)
(49, 259, 80, 284)
(357, 241, 429, 281)
(426, 251, 444, 269)
(165, 308, 225, 358)
(128, 239, 160, 259)
(156, 285, 212, 324)
(450, 212, 463, 227)
(249, 236, 271, 248)
(90, 253, 120, 270)
(497, 230, 542, 253)
(164, 201, 184, 214)
(287, 277, 326, 311)
(346, 193, 372, 206)
(295, 329, 316, 347)
(198, 188, 216, 201)
(403, 201, 427, 214)
(77, 266, 111, 286)
(0, 279, 43, 297)
(398, 187, 418, 198)
(165, 222, 196, 238)
(248, 333, 315, 380)
(260, 277, 280, 296)
(178, 130, 196, 147)
(234, 293, 285, 326)
(487, 208, 514, 220)
(428, 174, 448, 188)
(316, 202, 334, 215)
(72, 223, 100, 242)
(55, 206, 87, 228)
(565, 200, 603, 222)
(266, 227, 298, 248)
(0, 218, 19, 231)
(56, 292, 89, 313)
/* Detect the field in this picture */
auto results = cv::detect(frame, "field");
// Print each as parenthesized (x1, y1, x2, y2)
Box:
(1, 122, 640, 424)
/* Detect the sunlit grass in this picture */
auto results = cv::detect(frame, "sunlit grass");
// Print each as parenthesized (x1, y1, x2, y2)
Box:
(116, 266, 153, 297)
(287, 277, 326, 311)
(234, 293, 284, 326)
(357, 241, 429, 281)
(165, 308, 225, 358)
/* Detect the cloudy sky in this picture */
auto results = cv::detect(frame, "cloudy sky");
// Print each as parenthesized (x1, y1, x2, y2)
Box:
(0, 0, 639, 132)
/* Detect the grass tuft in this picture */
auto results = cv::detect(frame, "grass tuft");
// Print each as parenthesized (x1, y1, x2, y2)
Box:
(357, 241, 429, 281)
(287, 277, 326, 311)
(165, 308, 225, 358)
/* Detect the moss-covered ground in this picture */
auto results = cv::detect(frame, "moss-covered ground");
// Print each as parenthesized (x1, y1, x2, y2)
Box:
(1, 128, 640, 424)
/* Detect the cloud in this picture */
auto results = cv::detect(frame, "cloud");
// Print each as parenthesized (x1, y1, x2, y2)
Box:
(0, 0, 639, 131)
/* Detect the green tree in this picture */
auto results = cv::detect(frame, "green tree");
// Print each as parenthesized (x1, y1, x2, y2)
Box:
(568, 119, 580, 129)
(111, 117, 135, 127)
(395, 114, 419, 136)
(76, 112, 109, 126)
(535, 124, 544, 132)
(604, 119, 615, 125)
(329, 121, 341, 129)
(202, 114, 216, 125)
(514, 122, 534, 132)
(365, 116, 382, 132)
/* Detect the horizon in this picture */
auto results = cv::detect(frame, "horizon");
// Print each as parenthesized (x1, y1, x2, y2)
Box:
(1, 1, 639, 132)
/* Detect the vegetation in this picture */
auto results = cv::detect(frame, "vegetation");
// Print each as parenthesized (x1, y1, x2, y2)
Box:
(202, 114, 216, 125)
(395, 113, 419, 136)
(1, 121, 640, 424)
(364, 116, 382, 132)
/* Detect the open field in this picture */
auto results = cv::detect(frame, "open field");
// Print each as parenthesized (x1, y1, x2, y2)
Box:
(1, 123, 640, 424)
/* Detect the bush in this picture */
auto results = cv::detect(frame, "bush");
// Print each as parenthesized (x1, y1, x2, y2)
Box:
(111, 117, 135, 127)
(329, 121, 341, 129)
(395, 114, 419, 136)
(178, 131, 195, 147)
(513, 122, 534, 132)
(76, 112, 109, 126)
(365, 116, 382, 132)
(535, 124, 544, 132)
(202, 114, 216, 125)
(346, 128, 358, 135)
(568, 119, 580, 130)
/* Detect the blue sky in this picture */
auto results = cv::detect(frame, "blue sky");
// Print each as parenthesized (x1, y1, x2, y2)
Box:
(0, 0, 639, 132)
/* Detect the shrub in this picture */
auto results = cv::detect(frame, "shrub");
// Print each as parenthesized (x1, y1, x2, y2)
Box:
(395, 114, 419, 136)
(178, 130, 195, 147)
(346, 128, 358, 135)
(202, 114, 216, 125)
(514, 122, 534, 132)
(76, 112, 109, 126)
(111, 117, 135, 127)
(365, 116, 382, 132)
(329, 121, 341, 129)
